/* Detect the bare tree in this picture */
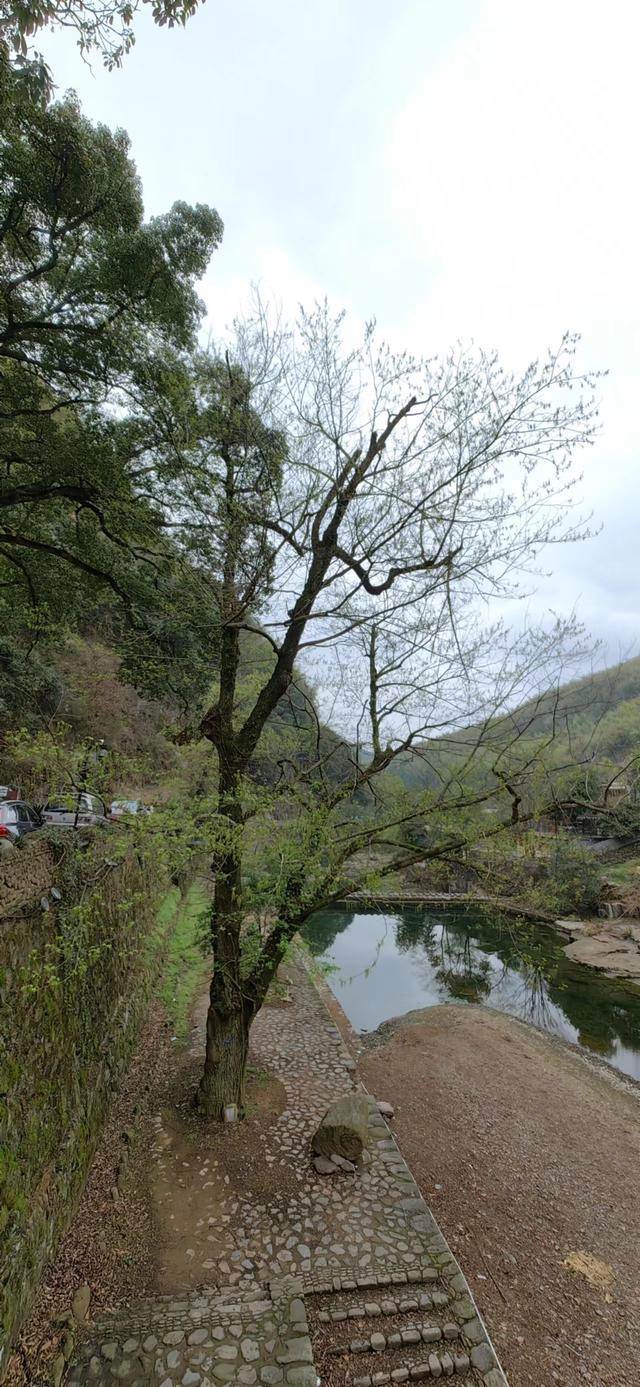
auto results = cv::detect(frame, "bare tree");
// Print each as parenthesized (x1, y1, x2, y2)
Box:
(155, 301, 600, 1116)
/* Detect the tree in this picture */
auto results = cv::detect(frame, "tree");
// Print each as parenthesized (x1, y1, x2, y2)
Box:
(0, 72, 224, 719)
(150, 301, 600, 1117)
(1, 0, 205, 79)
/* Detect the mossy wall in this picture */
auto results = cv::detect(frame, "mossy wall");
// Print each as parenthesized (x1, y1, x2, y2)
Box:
(0, 835, 179, 1377)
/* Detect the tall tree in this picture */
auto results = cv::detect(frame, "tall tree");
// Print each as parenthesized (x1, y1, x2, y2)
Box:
(154, 303, 600, 1117)
(0, 71, 223, 713)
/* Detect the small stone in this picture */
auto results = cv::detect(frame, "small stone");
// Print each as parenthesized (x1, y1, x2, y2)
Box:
(285, 1371, 317, 1387)
(72, 1285, 91, 1324)
(453, 1356, 469, 1375)
(88, 1358, 101, 1378)
(143, 1337, 158, 1353)
(122, 1340, 139, 1355)
(428, 1355, 442, 1378)
(470, 1344, 495, 1373)
(443, 1325, 458, 1341)
(391, 1372, 409, 1383)
(462, 1317, 485, 1344)
(409, 1368, 430, 1382)
(62, 1333, 75, 1362)
(164, 1331, 185, 1346)
(101, 1344, 118, 1362)
(241, 1341, 260, 1363)
(51, 1354, 66, 1387)
(260, 1372, 283, 1385)
(289, 1298, 306, 1323)
(372, 1375, 390, 1386)
(167, 1351, 181, 1369)
(111, 1360, 133, 1379)
(276, 1339, 313, 1365)
(370, 1333, 385, 1352)
(440, 1354, 454, 1377)
(213, 1368, 236, 1383)
(215, 1346, 238, 1361)
(422, 1328, 441, 1344)
(364, 1303, 381, 1316)
(313, 1156, 338, 1175)
(380, 1301, 397, 1315)
(330, 1153, 356, 1172)
(401, 1330, 421, 1345)
(350, 1341, 369, 1353)
(377, 1102, 395, 1118)
(386, 1334, 401, 1348)
(238, 1371, 257, 1385)
(188, 1330, 208, 1346)
(182, 1372, 201, 1386)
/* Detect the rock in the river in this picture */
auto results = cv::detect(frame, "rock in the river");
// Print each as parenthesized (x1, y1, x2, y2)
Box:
(312, 1093, 370, 1163)
(377, 1101, 395, 1119)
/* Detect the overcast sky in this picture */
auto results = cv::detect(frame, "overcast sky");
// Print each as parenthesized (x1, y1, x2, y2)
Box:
(41, 0, 639, 670)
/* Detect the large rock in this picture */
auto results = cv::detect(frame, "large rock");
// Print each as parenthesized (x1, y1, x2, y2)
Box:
(311, 1093, 370, 1162)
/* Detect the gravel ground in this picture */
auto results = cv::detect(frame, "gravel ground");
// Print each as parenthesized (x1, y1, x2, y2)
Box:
(360, 1004, 640, 1387)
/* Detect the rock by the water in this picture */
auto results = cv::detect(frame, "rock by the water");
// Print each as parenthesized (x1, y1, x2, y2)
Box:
(312, 1093, 370, 1163)
(377, 1100, 395, 1118)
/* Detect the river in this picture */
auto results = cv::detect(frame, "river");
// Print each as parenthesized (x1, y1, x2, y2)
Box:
(303, 905, 640, 1080)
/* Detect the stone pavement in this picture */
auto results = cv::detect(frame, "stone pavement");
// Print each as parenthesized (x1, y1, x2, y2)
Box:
(66, 953, 509, 1387)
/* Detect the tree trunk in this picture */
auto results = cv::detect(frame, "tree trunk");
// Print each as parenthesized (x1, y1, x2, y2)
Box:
(197, 972, 252, 1118)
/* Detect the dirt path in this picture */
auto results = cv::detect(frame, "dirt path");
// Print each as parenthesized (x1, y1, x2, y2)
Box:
(359, 1005, 640, 1387)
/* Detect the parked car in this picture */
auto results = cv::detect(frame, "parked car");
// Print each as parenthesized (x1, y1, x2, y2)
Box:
(109, 799, 140, 820)
(109, 800, 154, 821)
(42, 791, 109, 830)
(0, 798, 44, 852)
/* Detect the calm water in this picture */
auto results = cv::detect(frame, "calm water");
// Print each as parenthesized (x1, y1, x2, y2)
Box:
(303, 906, 640, 1081)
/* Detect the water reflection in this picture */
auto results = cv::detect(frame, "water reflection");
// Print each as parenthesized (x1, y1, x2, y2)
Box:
(303, 907, 640, 1080)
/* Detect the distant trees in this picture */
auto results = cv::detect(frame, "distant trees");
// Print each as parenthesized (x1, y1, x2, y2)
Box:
(147, 301, 600, 1116)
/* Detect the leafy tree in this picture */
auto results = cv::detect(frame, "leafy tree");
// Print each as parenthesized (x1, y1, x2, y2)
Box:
(149, 302, 600, 1116)
(0, 72, 223, 722)
(1, 0, 205, 80)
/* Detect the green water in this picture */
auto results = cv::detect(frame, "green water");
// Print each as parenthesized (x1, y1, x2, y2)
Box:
(303, 906, 640, 1080)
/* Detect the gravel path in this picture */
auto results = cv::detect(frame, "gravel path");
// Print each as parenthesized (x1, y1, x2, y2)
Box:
(359, 1004, 640, 1387)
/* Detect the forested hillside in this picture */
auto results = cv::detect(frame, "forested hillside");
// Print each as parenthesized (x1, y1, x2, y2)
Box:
(388, 655, 640, 798)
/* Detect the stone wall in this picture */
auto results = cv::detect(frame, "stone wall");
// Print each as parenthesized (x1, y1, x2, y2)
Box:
(0, 834, 179, 1377)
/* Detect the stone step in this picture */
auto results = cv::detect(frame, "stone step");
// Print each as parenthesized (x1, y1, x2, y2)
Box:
(324, 1320, 465, 1357)
(67, 1281, 316, 1387)
(83, 1285, 275, 1337)
(315, 1289, 451, 1324)
(304, 1267, 443, 1297)
(349, 1350, 473, 1383)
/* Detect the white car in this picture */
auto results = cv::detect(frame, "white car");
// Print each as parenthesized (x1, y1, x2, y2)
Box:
(42, 791, 109, 829)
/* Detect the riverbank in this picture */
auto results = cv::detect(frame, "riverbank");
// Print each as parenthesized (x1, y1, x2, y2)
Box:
(359, 1004, 640, 1387)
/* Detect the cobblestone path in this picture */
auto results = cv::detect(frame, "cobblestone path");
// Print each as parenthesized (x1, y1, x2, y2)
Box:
(67, 957, 509, 1387)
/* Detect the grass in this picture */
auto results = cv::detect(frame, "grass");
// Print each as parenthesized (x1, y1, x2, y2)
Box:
(159, 880, 211, 1037)
(603, 856, 640, 886)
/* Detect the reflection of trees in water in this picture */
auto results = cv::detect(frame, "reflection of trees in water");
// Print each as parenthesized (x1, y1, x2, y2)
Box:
(303, 909, 355, 956)
(304, 906, 640, 1066)
(302, 909, 393, 987)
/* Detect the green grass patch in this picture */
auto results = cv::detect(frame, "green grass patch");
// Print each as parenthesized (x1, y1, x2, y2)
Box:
(159, 881, 211, 1036)
(603, 856, 640, 886)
